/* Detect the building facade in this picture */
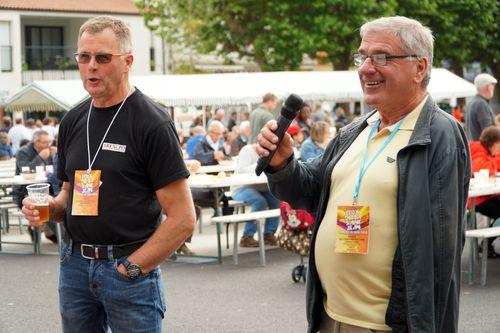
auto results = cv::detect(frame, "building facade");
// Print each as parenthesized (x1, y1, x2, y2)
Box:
(0, 0, 167, 103)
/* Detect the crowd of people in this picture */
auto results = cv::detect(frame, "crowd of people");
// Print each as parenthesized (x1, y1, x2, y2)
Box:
(0, 117, 60, 242)
(1, 116, 58, 155)
(173, 92, 352, 252)
(172, 71, 499, 261)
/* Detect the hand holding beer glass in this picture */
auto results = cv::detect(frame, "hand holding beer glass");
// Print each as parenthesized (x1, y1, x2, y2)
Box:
(25, 183, 51, 225)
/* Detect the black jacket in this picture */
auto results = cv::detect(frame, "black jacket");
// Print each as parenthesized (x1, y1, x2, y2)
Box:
(193, 136, 227, 166)
(13, 143, 54, 206)
(267, 97, 470, 333)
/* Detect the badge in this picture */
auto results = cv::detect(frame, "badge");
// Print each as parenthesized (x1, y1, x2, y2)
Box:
(335, 205, 370, 254)
(71, 170, 101, 216)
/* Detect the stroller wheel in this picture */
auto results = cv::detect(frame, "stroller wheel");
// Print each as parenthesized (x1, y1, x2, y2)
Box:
(292, 265, 303, 283)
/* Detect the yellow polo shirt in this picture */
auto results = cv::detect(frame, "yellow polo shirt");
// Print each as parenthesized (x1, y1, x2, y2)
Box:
(314, 97, 427, 331)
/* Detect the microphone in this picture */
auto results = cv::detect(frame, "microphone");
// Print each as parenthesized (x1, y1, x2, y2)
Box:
(255, 94, 304, 176)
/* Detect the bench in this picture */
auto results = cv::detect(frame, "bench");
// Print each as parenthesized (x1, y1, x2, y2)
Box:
(0, 211, 63, 254)
(210, 209, 280, 266)
(196, 199, 248, 234)
(0, 202, 21, 234)
(465, 226, 500, 286)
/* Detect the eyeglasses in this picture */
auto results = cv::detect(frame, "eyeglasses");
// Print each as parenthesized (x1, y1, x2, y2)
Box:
(210, 130, 223, 136)
(352, 53, 419, 67)
(74, 52, 129, 64)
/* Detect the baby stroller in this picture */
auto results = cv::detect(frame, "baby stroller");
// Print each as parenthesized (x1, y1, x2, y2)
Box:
(277, 202, 314, 283)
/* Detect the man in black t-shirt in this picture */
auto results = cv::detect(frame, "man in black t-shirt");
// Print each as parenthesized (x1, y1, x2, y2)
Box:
(21, 16, 195, 333)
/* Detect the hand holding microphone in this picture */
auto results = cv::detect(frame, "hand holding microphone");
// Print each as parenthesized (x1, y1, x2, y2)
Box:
(255, 94, 303, 175)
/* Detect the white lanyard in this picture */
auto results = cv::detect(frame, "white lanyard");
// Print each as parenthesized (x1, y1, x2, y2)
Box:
(86, 86, 132, 172)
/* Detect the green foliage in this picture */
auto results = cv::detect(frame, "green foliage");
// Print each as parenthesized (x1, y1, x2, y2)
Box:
(136, 0, 498, 77)
(396, 0, 498, 75)
(302, 0, 397, 70)
(135, 0, 182, 44)
(55, 56, 71, 70)
(190, 0, 312, 71)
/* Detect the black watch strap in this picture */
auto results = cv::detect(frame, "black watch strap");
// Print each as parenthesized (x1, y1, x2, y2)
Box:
(122, 258, 142, 279)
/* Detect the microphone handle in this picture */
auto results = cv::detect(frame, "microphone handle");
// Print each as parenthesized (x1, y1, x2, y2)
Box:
(255, 115, 294, 176)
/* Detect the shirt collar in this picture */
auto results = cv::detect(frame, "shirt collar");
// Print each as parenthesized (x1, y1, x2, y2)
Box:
(206, 134, 219, 150)
(366, 95, 428, 132)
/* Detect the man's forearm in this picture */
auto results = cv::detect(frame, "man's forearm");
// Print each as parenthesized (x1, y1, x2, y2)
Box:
(126, 214, 195, 273)
(120, 179, 196, 274)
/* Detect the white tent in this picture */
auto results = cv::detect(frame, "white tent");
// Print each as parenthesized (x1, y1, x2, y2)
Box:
(4, 68, 476, 112)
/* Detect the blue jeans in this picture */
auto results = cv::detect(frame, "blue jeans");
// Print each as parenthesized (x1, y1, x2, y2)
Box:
(232, 188, 280, 237)
(58, 240, 166, 333)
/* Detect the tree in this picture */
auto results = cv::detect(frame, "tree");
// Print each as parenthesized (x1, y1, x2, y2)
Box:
(467, 0, 499, 102)
(188, 0, 313, 71)
(301, 0, 397, 70)
(396, 0, 497, 75)
(137, 0, 400, 71)
(135, 0, 203, 73)
(396, 0, 499, 103)
(137, 0, 498, 88)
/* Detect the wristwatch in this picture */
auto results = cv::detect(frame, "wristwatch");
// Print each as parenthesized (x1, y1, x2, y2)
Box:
(122, 258, 142, 280)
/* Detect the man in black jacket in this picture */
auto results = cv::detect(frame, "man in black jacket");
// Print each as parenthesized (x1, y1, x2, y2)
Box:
(257, 16, 470, 333)
(13, 130, 57, 242)
(193, 120, 227, 165)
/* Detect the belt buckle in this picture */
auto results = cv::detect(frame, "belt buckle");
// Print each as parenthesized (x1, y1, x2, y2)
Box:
(80, 244, 99, 259)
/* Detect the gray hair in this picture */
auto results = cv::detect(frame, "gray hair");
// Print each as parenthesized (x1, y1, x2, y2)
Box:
(214, 108, 225, 116)
(79, 16, 132, 52)
(239, 120, 250, 132)
(191, 125, 206, 136)
(32, 130, 49, 143)
(360, 16, 434, 88)
(208, 120, 225, 132)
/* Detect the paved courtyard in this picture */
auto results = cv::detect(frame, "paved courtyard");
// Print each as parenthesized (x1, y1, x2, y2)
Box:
(0, 212, 499, 332)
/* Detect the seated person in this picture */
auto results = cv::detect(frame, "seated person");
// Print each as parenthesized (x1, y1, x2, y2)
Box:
(470, 126, 500, 258)
(230, 120, 250, 156)
(193, 120, 228, 165)
(230, 144, 280, 247)
(45, 134, 64, 243)
(0, 132, 13, 160)
(300, 121, 331, 162)
(13, 130, 57, 243)
(185, 126, 205, 160)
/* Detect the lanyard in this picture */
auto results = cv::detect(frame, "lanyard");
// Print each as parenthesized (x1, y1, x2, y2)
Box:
(353, 118, 403, 205)
(86, 86, 132, 172)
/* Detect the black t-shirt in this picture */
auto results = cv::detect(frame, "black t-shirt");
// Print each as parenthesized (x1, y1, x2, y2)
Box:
(58, 89, 189, 245)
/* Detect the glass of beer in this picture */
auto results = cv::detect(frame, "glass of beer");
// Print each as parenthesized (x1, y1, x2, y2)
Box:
(26, 183, 51, 223)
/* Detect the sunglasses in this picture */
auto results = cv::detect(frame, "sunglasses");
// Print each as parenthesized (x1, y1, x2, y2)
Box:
(74, 52, 129, 64)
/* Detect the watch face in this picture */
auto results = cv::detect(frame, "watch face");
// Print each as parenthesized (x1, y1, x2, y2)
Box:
(127, 264, 142, 279)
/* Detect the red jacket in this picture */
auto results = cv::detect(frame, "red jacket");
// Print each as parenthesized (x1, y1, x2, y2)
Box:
(469, 141, 498, 206)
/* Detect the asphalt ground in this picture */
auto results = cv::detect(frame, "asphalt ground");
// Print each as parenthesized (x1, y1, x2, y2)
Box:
(0, 246, 499, 333)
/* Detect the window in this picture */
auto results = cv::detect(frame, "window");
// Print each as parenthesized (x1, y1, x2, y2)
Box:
(25, 26, 65, 70)
(0, 21, 12, 72)
(150, 46, 155, 71)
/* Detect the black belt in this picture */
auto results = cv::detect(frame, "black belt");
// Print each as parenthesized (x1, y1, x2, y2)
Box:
(72, 241, 145, 260)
